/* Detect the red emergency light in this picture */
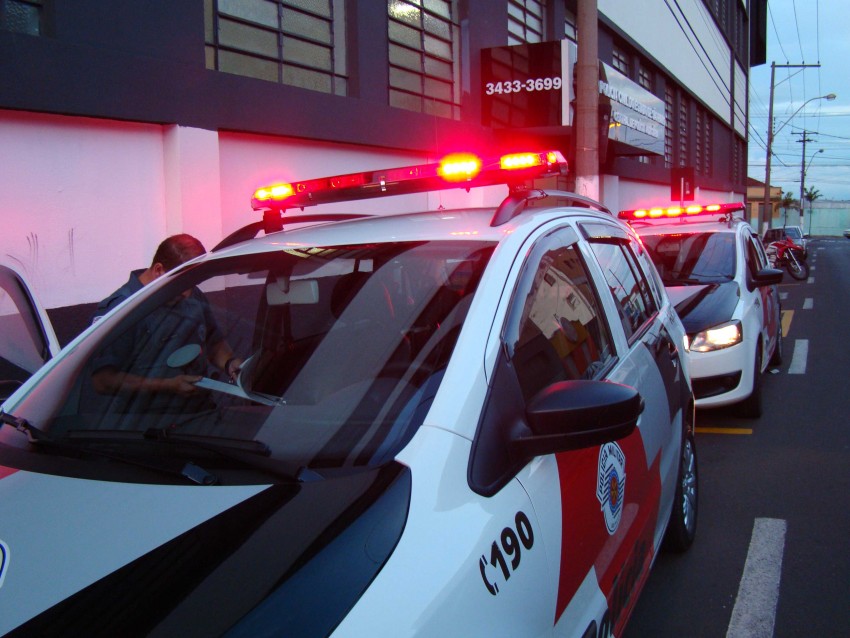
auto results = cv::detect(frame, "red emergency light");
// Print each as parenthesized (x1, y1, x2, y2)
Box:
(251, 150, 568, 211)
(617, 202, 745, 221)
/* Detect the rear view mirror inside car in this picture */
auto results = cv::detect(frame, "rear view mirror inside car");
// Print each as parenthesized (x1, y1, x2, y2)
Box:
(266, 278, 319, 306)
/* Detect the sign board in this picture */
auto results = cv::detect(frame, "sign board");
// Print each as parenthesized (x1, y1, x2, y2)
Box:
(671, 166, 696, 201)
(597, 62, 665, 157)
(481, 40, 575, 129)
(481, 41, 666, 159)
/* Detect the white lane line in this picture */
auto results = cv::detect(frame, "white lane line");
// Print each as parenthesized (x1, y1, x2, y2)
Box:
(807, 276, 815, 284)
(726, 518, 787, 638)
(803, 297, 813, 310)
(788, 339, 808, 374)
(779, 292, 788, 301)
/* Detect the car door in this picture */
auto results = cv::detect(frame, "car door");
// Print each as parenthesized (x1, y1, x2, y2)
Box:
(470, 221, 681, 637)
(0, 263, 61, 401)
(744, 230, 780, 366)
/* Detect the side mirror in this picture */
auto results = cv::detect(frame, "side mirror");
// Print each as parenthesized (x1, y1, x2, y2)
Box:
(752, 267, 784, 287)
(511, 380, 642, 460)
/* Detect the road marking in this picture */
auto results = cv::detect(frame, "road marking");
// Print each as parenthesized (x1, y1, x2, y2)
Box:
(726, 518, 787, 638)
(807, 276, 814, 284)
(788, 339, 808, 374)
(803, 297, 813, 310)
(779, 292, 788, 301)
(695, 427, 753, 435)
(780, 310, 793, 337)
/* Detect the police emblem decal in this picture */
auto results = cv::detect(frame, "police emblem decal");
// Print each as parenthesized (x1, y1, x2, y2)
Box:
(0, 540, 9, 589)
(596, 442, 626, 535)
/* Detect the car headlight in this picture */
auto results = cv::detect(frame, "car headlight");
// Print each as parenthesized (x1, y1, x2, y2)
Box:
(689, 320, 742, 352)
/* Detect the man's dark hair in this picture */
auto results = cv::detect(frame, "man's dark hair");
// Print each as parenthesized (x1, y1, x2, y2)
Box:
(151, 234, 206, 272)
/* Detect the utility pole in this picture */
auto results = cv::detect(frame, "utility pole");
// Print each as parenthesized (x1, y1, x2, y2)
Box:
(762, 62, 822, 234)
(797, 131, 813, 229)
(575, 0, 599, 200)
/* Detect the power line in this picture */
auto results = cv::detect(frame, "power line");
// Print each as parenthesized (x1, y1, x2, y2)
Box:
(768, 3, 791, 61)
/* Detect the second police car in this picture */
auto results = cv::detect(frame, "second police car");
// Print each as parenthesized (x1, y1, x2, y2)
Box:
(0, 151, 696, 637)
(619, 203, 783, 418)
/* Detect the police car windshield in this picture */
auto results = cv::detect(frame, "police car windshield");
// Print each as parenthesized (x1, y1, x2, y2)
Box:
(641, 232, 736, 285)
(31, 240, 495, 480)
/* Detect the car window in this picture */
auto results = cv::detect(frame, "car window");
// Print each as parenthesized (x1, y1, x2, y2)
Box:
(631, 236, 664, 308)
(587, 240, 658, 342)
(640, 231, 736, 285)
(0, 267, 53, 386)
(785, 227, 802, 239)
(745, 232, 768, 272)
(505, 232, 614, 402)
(28, 241, 495, 477)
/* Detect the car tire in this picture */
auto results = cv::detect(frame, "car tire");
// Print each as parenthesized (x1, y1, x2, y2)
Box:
(663, 427, 698, 553)
(768, 327, 783, 367)
(739, 346, 763, 419)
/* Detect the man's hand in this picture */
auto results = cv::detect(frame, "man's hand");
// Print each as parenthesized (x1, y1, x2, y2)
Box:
(164, 375, 203, 397)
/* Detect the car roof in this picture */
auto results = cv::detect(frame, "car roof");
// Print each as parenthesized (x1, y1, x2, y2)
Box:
(213, 204, 617, 259)
(629, 218, 742, 237)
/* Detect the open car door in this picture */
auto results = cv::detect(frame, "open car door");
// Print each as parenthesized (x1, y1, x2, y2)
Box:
(0, 263, 60, 402)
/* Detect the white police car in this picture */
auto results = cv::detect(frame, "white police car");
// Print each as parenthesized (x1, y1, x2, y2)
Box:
(1, 152, 696, 637)
(619, 203, 783, 418)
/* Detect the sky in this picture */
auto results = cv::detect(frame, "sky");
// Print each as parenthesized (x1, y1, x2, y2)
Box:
(747, 0, 850, 201)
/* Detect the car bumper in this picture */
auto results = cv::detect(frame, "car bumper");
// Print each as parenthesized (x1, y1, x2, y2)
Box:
(687, 341, 753, 408)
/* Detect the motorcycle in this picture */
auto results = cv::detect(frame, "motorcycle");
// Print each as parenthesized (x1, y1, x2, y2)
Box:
(765, 237, 809, 280)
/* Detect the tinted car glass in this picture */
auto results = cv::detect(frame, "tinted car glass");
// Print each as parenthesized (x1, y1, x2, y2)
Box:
(588, 241, 657, 341)
(641, 232, 736, 284)
(31, 241, 495, 479)
(507, 239, 614, 401)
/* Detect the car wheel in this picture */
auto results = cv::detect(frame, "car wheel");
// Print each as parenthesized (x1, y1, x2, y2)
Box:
(663, 428, 698, 553)
(739, 346, 763, 419)
(768, 327, 783, 367)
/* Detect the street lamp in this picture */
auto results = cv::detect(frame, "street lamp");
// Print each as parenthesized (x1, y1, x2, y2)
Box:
(799, 146, 824, 228)
(761, 81, 836, 233)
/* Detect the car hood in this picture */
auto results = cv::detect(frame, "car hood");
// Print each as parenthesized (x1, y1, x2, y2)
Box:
(0, 463, 410, 637)
(665, 281, 740, 335)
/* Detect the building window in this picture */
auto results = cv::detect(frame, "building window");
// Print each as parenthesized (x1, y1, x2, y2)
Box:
(638, 65, 651, 91)
(0, 0, 42, 35)
(695, 109, 703, 175)
(612, 46, 629, 76)
(388, 0, 460, 119)
(205, 0, 348, 96)
(677, 95, 688, 167)
(508, 0, 545, 45)
(564, 8, 576, 41)
(664, 87, 674, 168)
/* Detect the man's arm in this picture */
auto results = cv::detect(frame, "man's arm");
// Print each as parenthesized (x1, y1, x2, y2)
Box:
(92, 366, 201, 397)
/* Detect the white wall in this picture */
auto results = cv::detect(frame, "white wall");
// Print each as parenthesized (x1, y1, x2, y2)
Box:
(1, 111, 512, 311)
(600, 0, 734, 124)
(1, 111, 168, 308)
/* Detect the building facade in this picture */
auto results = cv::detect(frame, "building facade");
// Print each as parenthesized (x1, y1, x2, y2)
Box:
(0, 0, 765, 337)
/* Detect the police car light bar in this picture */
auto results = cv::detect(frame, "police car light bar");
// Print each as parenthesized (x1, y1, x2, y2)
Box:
(251, 150, 567, 211)
(617, 202, 745, 221)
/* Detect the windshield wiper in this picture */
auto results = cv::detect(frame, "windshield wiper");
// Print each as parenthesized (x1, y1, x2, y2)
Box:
(64, 428, 316, 483)
(0, 410, 51, 443)
(1, 411, 219, 485)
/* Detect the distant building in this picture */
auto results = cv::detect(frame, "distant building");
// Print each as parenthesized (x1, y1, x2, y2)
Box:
(746, 177, 784, 228)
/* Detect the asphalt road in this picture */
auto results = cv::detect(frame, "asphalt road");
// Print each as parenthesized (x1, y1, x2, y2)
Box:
(624, 237, 850, 637)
